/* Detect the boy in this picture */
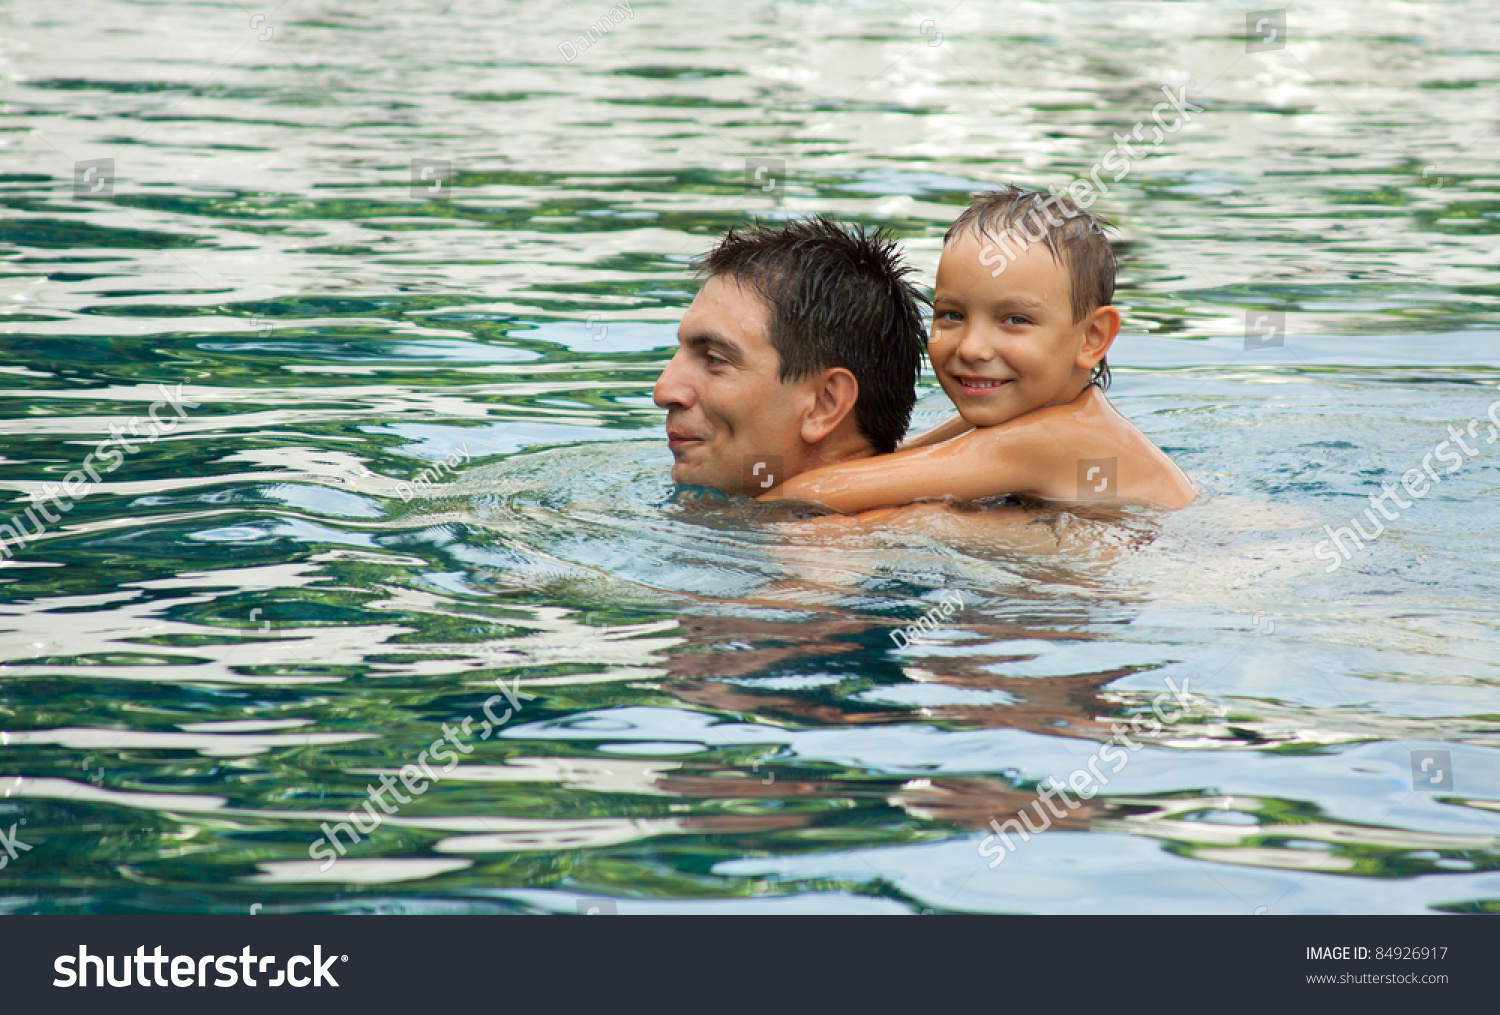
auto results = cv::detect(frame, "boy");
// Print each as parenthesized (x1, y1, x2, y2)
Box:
(760, 186, 1195, 511)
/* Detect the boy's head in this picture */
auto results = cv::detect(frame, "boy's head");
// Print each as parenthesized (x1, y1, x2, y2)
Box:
(653, 217, 927, 494)
(933, 186, 1120, 428)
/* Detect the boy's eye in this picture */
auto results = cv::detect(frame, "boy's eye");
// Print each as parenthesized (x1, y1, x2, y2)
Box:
(938, 310, 964, 322)
(1002, 314, 1031, 326)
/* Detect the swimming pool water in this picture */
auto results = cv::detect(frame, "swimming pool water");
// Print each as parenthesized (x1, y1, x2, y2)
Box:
(1, 0, 1497, 914)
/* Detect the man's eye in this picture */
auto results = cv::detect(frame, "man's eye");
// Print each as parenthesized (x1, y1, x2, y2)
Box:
(705, 353, 727, 366)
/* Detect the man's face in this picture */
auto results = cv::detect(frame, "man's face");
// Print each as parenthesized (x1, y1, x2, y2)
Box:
(930, 231, 1095, 428)
(653, 275, 808, 496)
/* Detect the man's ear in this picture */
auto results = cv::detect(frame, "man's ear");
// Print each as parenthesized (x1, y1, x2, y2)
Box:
(799, 367, 860, 445)
(1076, 305, 1121, 373)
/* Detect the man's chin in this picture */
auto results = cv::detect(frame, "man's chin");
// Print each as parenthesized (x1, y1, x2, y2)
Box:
(670, 459, 737, 495)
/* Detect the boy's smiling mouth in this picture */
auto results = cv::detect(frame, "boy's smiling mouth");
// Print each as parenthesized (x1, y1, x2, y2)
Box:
(952, 374, 1012, 395)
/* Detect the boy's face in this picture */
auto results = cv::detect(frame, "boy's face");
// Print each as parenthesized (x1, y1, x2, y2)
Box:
(930, 230, 1110, 428)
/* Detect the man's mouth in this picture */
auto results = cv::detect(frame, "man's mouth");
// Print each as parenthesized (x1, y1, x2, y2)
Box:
(952, 375, 1011, 395)
(665, 427, 705, 451)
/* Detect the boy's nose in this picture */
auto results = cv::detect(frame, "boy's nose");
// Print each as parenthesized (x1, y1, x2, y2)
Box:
(954, 327, 997, 362)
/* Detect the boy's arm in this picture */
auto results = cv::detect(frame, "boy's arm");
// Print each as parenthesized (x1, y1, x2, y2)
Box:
(898, 413, 972, 450)
(761, 425, 1049, 513)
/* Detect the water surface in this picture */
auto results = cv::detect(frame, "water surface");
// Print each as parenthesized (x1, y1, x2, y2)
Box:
(1, 0, 1498, 914)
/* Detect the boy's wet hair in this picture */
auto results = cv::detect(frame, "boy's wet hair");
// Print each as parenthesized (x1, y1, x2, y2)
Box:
(697, 217, 928, 454)
(944, 186, 1117, 389)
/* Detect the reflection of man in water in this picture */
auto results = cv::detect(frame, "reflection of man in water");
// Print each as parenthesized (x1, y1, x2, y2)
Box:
(653, 218, 927, 496)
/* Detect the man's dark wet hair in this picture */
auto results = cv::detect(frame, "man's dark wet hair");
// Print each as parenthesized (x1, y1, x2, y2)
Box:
(945, 185, 1117, 389)
(696, 217, 927, 454)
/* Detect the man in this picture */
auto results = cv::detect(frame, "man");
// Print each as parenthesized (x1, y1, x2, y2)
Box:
(652, 218, 928, 496)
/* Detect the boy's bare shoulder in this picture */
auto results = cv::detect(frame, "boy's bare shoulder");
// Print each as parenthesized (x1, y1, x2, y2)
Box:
(962, 388, 1195, 508)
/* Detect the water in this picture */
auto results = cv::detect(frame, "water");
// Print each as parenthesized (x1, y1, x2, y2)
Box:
(1, 0, 1498, 915)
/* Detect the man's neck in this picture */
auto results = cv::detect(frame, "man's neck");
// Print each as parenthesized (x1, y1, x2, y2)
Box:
(798, 429, 876, 475)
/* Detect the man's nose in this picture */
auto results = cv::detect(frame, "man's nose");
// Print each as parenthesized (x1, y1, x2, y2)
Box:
(653, 351, 695, 409)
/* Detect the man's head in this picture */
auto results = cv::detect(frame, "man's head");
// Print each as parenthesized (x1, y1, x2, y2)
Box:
(931, 187, 1120, 428)
(653, 217, 927, 495)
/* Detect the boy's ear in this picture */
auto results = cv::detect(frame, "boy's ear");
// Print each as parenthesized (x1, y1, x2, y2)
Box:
(799, 367, 860, 445)
(1076, 305, 1121, 372)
